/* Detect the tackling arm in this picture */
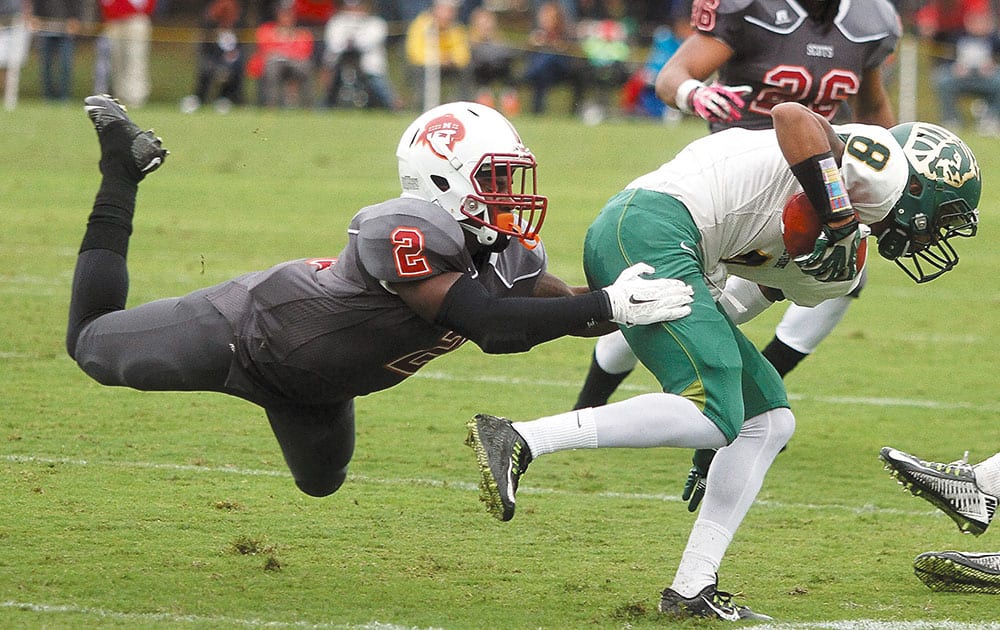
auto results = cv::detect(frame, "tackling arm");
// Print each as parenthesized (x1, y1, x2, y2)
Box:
(532, 272, 617, 336)
(392, 265, 693, 354)
(391, 272, 611, 354)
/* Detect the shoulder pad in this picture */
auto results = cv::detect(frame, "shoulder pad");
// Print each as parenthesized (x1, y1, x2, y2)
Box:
(490, 238, 547, 289)
(740, 1, 809, 35)
(838, 124, 908, 225)
(354, 198, 470, 282)
(836, 0, 901, 43)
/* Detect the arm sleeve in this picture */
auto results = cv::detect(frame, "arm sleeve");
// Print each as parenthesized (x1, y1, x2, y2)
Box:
(434, 273, 612, 354)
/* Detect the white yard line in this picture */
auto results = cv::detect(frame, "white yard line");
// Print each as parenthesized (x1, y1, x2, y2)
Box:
(1, 601, 439, 629)
(413, 370, 1000, 413)
(2, 602, 996, 630)
(3, 453, 943, 518)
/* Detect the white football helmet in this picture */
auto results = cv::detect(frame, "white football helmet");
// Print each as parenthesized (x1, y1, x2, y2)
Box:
(396, 101, 547, 248)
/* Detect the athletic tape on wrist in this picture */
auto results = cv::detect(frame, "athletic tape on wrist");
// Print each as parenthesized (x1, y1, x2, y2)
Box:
(790, 152, 854, 224)
(675, 79, 704, 114)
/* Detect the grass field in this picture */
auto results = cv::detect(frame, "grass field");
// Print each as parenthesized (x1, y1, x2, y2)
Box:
(3, 101, 1000, 629)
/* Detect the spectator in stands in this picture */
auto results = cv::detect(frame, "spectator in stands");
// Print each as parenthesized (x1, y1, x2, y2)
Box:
(98, 0, 156, 107)
(292, 0, 334, 29)
(619, 22, 683, 121)
(291, 0, 334, 67)
(575, 0, 634, 123)
(530, 0, 575, 23)
(0, 0, 31, 109)
(932, 7, 1000, 135)
(319, 0, 398, 110)
(916, 0, 991, 49)
(404, 0, 470, 111)
(31, 0, 85, 102)
(619, 3, 691, 120)
(249, 0, 314, 108)
(522, 0, 584, 115)
(396, 0, 432, 25)
(468, 5, 519, 116)
(181, 0, 247, 113)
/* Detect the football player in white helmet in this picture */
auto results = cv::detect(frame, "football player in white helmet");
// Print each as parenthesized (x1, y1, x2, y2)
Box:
(67, 96, 694, 500)
(396, 102, 546, 250)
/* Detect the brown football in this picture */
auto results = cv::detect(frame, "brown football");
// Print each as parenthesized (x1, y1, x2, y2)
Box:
(781, 192, 866, 270)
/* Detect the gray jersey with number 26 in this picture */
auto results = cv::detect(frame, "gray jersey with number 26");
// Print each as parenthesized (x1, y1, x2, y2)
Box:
(695, 0, 900, 131)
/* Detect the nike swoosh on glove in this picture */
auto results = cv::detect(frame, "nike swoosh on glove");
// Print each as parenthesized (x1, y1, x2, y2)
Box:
(602, 262, 694, 327)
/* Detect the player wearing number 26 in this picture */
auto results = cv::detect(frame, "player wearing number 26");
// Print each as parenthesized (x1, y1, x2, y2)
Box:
(66, 96, 695, 499)
(660, 0, 901, 133)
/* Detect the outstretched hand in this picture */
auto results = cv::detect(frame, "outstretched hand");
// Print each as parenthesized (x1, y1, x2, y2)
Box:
(603, 263, 694, 327)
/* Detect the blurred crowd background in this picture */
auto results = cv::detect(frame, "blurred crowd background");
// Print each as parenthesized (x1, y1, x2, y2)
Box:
(1, 0, 999, 132)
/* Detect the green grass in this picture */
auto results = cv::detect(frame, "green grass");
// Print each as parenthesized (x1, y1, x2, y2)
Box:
(3, 101, 1000, 629)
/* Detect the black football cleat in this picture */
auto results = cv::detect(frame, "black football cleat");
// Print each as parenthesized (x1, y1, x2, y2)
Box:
(914, 551, 1000, 594)
(880, 446, 997, 536)
(465, 413, 532, 522)
(659, 582, 772, 621)
(84, 94, 167, 180)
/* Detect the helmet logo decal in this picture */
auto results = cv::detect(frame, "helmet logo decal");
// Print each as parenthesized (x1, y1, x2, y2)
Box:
(903, 123, 980, 189)
(417, 114, 466, 161)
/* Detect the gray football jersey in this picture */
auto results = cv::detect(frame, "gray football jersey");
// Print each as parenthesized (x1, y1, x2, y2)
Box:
(694, 0, 900, 132)
(207, 197, 546, 405)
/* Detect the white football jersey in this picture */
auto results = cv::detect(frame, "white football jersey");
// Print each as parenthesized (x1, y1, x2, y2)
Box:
(625, 123, 907, 305)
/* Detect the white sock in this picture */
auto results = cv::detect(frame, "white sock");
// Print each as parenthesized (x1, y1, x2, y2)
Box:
(515, 393, 729, 458)
(592, 393, 727, 449)
(671, 409, 795, 598)
(974, 453, 1000, 496)
(699, 408, 795, 532)
(671, 519, 733, 598)
(774, 295, 853, 354)
(513, 407, 599, 458)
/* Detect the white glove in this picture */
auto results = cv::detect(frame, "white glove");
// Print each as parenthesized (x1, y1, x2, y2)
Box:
(676, 79, 752, 123)
(602, 263, 694, 327)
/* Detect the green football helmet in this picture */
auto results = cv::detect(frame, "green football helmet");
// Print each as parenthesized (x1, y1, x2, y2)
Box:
(878, 122, 980, 283)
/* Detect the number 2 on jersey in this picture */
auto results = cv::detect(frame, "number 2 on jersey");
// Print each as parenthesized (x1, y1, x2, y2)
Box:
(391, 227, 432, 277)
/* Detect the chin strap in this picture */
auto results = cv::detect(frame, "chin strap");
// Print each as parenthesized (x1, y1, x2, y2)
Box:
(461, 222, 509, 253)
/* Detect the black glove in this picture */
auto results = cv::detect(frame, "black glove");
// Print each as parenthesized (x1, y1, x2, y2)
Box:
(681, 449, 717, 512)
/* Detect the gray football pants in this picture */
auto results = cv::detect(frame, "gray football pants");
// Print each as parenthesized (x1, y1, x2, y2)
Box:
(68, 248, 355, 497)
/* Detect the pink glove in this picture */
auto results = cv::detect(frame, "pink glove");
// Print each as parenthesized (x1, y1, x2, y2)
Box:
(677, 80, 753, 123)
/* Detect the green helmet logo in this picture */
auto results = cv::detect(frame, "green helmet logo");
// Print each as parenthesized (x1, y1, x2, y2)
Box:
(903, 123, 980, 189)
(880, 123, 980, 283)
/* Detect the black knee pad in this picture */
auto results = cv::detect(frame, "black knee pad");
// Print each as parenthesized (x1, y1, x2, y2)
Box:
(295, 466, 348, 498)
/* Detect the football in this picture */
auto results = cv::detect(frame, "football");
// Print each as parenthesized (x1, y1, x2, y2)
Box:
(781, 192, 867, 270)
